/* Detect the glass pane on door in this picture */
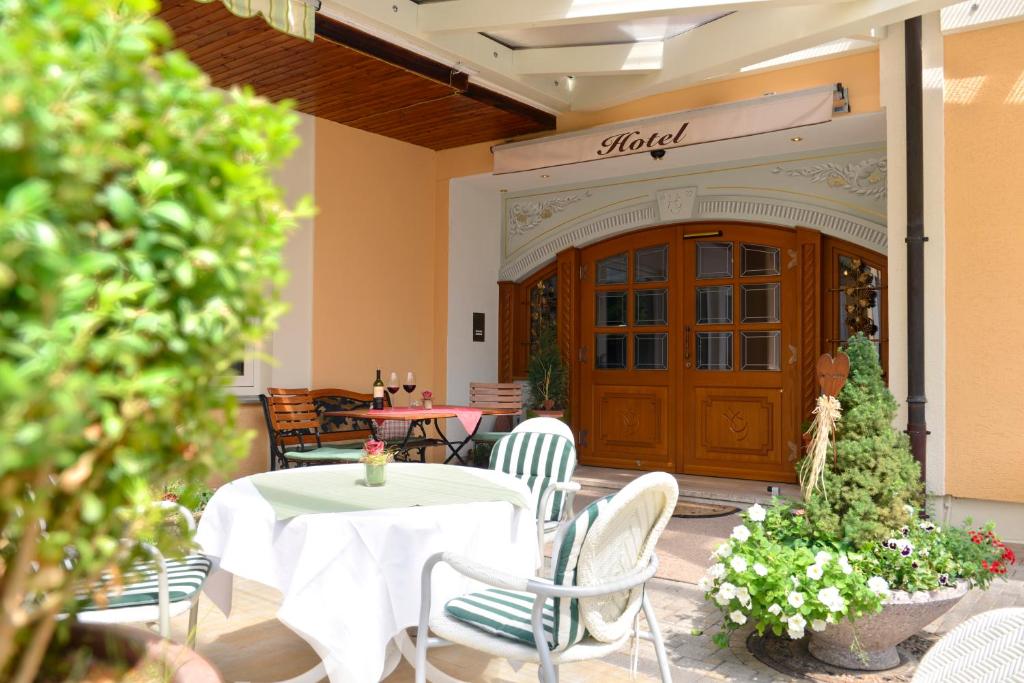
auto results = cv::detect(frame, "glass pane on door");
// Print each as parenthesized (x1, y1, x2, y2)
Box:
(596, 291, 627, 326)
(741, 331, 781, 370)
(596, 253, 628, 284)
(741, 283, 780, 323)
(635, 245, 668, 282)
(696, 286, 733, 324)
(696, 332, 732, 370)
(595, 334, 627, 369)
(696, 242, 733, 279)
(635, 333, 668, 369)
(634, 289, 667, 325)
(741, 244, 781, 276)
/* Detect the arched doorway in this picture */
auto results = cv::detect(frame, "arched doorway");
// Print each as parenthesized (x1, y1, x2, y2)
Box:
(497, 220, 887, 483)
(577, 222, 801, 481)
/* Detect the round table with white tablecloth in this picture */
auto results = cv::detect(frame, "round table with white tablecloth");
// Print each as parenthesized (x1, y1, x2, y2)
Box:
(196, 463, 538, 683)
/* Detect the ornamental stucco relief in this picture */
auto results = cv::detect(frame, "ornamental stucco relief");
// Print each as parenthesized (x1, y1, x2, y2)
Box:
(771, 158, 887, 200)
(506, 191, 592, 235)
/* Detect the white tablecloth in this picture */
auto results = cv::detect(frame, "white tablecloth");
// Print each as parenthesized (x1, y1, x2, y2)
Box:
(196, 464, 537, 683)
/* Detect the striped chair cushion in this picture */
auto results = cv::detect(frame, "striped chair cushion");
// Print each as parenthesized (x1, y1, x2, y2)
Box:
(445, 495, 609, 651)
(489, 432, 576, 523)
(78, 554, 211, 611)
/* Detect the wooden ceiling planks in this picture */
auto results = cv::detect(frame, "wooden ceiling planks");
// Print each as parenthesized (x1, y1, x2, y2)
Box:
(157, 0, 554, 150)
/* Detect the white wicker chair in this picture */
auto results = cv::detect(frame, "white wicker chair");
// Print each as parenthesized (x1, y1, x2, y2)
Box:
(414, 471, 678, 683)
(913, 607, 1024, 682)
(512, 416, 575, 444)
(74, 501, 209, 647)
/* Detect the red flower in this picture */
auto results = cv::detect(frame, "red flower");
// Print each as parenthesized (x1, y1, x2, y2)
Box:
(971, 529, 1016, 574)
(365, 439, 385, 455)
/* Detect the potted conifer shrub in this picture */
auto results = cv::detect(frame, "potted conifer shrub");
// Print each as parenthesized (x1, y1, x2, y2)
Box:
(699, 335, 1013, 670)
(0, 0, 305, 679)
(527, 321, 568, 418)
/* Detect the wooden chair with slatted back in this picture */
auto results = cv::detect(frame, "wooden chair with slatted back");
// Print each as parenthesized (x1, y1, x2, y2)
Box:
(260, 388, 363, 470)
(468, 382, 524, 460)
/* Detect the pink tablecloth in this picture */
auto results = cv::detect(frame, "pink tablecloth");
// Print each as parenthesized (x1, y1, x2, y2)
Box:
(366, 406, 483, 435)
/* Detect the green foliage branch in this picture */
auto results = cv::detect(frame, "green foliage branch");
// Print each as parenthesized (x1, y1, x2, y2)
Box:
(0, 0, 308, 678)
(526, 321, 567, 410)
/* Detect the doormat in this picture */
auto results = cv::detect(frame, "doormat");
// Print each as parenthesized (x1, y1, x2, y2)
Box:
(672, 500, 739, 518)
(746, 630, 938, 681)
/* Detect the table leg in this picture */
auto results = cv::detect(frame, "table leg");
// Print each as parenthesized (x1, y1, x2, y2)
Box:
(432, 419, 469, 465)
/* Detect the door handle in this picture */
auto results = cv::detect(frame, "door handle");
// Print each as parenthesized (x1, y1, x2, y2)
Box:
(684, 325, 692, 360)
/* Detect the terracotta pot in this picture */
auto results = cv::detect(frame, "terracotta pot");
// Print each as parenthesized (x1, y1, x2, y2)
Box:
(541, 398, 555, 410)
(70, 623, 222, 682)
(808, 580, 969, 670)
(533, 409, 565, 419)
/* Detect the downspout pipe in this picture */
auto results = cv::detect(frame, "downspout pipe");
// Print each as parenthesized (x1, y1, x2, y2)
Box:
(904, 16, 928, 483)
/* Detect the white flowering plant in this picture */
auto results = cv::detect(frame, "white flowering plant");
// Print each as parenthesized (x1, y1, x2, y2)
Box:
(702, 500, 1010, 647)
(701, 501, 887, 647)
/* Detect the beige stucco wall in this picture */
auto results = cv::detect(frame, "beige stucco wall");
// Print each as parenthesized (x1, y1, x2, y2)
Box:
(944, 20, 1024, 504)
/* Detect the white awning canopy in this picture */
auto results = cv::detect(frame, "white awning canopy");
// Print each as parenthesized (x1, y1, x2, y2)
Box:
(199, 0, 316, 41)
(493, 85, 837, 175)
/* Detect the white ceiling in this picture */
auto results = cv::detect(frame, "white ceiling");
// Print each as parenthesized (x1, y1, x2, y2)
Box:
(321, 0, 1022, 114)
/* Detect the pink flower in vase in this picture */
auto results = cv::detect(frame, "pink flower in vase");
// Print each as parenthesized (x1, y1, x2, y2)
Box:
(365, 439, 385, 455)
(422, 390, 433, 399)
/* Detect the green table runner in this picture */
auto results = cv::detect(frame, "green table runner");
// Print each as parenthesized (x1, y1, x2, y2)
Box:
(250, 464, 532, 520)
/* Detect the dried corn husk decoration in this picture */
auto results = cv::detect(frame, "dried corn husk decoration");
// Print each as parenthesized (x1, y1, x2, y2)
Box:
(800, 394, 842, 501)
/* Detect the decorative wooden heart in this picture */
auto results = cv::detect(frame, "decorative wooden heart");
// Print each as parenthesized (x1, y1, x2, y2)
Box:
(816, 352, 850, 397)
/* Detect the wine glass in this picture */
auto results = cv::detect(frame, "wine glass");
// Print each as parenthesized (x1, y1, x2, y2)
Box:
(403, 371, 416, 408)
(386, 371, 400, 408)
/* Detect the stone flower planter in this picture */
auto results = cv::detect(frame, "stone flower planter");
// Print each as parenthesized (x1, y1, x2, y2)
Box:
(808, 579, 969, 670)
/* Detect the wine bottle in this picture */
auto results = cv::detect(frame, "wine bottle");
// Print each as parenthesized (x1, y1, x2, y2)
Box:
(372, 368, 385, 410)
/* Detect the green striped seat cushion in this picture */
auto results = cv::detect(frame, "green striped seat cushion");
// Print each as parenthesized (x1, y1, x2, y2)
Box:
(79, 554, 211, 611)
(445, 495, 610, 651)
(472, 431, 509, 443)
(489, 432, 576, 523)
(284, 446, 363, 462)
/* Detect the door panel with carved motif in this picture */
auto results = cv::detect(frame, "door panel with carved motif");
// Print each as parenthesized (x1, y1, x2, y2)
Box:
(578, 227, 676, 471)
(679, 225, 800, 482)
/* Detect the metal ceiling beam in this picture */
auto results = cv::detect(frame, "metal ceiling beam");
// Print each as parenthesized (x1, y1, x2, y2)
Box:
(513, 41, 665, 76)
(417, 0, 847, 33)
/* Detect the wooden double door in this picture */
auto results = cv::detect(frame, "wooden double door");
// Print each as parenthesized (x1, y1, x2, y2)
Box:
(577, 223, 800, 482)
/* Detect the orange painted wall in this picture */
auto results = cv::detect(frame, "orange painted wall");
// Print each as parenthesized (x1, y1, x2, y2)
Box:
(313, 118, 439, 395)
(944, 21, 1024, 503)
(559, 50, 881, 131)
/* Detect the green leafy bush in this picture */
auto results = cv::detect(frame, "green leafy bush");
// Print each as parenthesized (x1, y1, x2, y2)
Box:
(0, 0, 306, 677)
(802, 334, 923, 546)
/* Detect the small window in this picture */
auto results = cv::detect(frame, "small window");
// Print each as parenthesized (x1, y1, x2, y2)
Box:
(595, 334, 627, 369)
(596, 253, 628, 284)
(696, 332, 732, 370)
(635, 245, 668, 282)
(696, 242, 733, 279)
(635, 333, 668, 370)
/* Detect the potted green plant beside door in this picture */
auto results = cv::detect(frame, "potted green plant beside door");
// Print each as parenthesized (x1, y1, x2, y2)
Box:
(527, 322, 568, 419)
